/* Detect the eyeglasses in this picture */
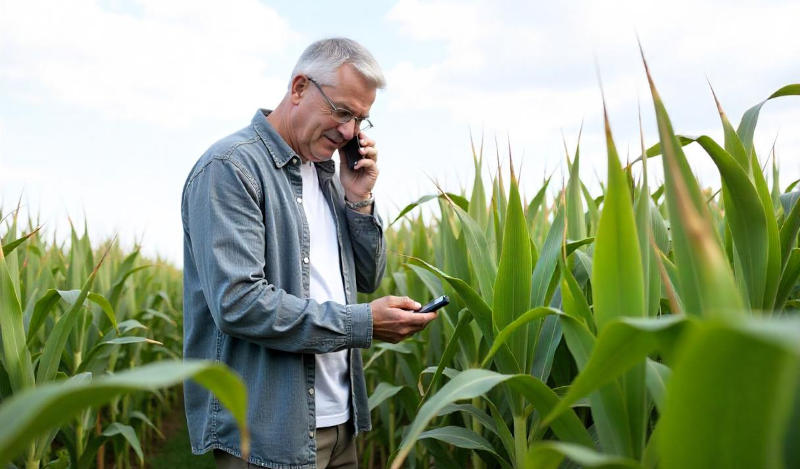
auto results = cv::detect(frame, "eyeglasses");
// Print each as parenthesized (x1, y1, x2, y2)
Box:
(306, 76, 373, 131)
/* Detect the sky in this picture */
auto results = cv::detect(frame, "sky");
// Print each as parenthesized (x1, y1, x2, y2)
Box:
(2, 0, 799, 266)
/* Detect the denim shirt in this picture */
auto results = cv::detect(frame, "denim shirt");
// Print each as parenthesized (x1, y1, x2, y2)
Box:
(181, 109, 386, 468)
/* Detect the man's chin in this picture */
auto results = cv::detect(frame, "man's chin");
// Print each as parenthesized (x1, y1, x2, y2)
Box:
(308, 148, 335, 163)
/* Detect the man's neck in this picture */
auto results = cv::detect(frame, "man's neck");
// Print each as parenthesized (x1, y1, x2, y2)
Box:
(265, 104, 307, 162)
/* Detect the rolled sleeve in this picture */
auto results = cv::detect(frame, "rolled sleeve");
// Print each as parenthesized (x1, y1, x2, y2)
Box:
(348, 302, 373, 349)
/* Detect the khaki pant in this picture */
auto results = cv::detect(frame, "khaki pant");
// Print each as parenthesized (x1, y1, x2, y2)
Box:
(214, 421, 357, 469)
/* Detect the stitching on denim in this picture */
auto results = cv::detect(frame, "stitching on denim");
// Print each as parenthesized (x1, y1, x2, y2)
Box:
(345, 304, 353, 346)
(261, 138, 291, 169)
(221, 156, 262, 200)
(251, 119, 287, 167)
(187, 135, 259, 185)
(366, 303, 373, 347)
(186, 138, 263, 204)
(210, 328, 224, 441)
(373, 230, 383, 283)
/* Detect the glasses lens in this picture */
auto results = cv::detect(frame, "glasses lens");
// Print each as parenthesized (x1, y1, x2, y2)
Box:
(360, 119, 373, 131)
(331, 109, 353, 124)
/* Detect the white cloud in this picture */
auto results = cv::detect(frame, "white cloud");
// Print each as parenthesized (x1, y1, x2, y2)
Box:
(381, 0, 800, 200)
(2, 0, 798, 265)
(0, 0, 301, 127)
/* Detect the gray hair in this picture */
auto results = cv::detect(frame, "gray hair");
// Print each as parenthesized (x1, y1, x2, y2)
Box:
(290, 38, 386, 89)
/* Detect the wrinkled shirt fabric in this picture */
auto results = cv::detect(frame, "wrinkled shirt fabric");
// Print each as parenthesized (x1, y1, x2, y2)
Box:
(181, 109, 386, 468)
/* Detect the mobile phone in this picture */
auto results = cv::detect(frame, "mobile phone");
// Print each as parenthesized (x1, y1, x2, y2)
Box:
(341, 137, 362, 170)
(415, 295, 449, 314)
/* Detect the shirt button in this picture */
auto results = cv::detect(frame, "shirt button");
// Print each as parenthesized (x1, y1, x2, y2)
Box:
(309, 431, 315, 438)
(303, 257, 310, 264)
(308, 387, 314, 396)
(292, 157, 299, 165)
(296, 197, 303, 204)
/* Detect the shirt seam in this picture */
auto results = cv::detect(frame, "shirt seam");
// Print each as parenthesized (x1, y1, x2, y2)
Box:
(186, 136, 262, 199)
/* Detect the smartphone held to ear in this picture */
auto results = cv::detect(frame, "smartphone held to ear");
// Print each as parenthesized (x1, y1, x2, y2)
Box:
(415, 295, 449, 314)
(341, 137, 362, 170)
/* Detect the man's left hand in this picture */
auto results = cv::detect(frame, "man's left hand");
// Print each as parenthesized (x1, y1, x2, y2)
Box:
(340, 132, 378, 209)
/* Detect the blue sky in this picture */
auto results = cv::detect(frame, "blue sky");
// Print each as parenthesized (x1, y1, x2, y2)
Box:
(2, 0, 799, 265)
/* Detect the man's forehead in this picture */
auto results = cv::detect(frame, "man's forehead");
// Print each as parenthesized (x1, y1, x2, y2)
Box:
(330, 65, 376, 116)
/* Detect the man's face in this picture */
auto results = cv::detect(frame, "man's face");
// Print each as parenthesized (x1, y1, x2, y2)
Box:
(290, 64, 376, 163)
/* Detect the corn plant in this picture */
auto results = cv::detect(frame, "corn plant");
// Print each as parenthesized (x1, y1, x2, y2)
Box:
(361, 54, 800, 469)
(0, 214, 249, 468)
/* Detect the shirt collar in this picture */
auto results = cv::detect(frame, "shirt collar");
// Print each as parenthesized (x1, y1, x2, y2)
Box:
(252, 109, 299, 169)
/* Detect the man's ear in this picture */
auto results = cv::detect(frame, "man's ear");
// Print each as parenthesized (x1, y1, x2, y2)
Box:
(290, 75, 307, 105)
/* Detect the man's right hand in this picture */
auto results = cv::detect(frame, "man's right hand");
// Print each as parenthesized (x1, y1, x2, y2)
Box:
(369, 296, 438, 344)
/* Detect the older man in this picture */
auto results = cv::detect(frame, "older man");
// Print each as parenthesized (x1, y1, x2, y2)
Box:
(181, 38, 438, 468)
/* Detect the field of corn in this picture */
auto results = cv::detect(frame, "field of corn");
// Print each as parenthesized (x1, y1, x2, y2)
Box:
(0, 219, 248, 467)
(357, 63, 800, 469)
(1, 58, 799, 468)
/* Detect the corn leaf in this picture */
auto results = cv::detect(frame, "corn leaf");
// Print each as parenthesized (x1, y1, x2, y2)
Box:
(659, 318, 800, 469)
(545, 316, 689, 432)
(417, 426, 508, 467)
(481, 307, 560, 368)
(593, 104, 646, 330)
(1, 228, 40, 257)
(391, 193, 469, 226)
(526, 441, 643, 469)
(694, 135, 767, 309)
(779, 192, 800, 267)
(560, 250, 596, 333)
(566, 144, 587, 241)
(368, 382, 404, 411)
(493, 170, 532, 372)
(450, 202, 497, 302)
(102, 423, 143, 465)
(419, 311, 473, 403)
(408, 256, 493, 337)
(775, 248, 800, 310)
(437, 403, 498, 436)
(557, 314, 632, 456)
(645, 359, 670, 413)
(0, 360, 250, 466)
(0, 238, 35, 393)
(531, 206, 565, 308)
(736, 84, 800, 158)
(593, 101, 648, 457)
(37, 275, 99, 384)
(642, 50, 743, 316)
(391, 369, 592, 468)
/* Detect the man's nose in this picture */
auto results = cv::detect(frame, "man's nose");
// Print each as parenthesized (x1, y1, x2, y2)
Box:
(336, 120, 358, 142)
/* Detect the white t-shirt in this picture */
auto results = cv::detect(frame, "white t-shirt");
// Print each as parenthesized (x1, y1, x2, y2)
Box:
(299, 161, 351, 428)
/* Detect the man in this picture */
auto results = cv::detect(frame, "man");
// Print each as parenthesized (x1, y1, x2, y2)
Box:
(181, 38, 438, 468)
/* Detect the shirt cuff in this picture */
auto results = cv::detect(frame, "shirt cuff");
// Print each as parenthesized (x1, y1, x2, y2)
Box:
(348, 303, 373, 349)
(345, 200, 383, 234)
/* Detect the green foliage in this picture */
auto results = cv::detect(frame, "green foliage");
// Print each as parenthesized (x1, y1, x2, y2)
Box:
(0, 216, 248, 468)
(361, 68, 800, 468)
(3, 60, 799, 469)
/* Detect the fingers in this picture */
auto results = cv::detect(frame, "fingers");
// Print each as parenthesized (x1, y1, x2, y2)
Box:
(357, 133, 378, 162)
(394, 310, 437, 336)
(413, 311, 438, 325)
(358, 144, 377, 162)
(388, 295, 421, 311)
(352, 157, 378, 172)
(370, 296, 439, 344)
